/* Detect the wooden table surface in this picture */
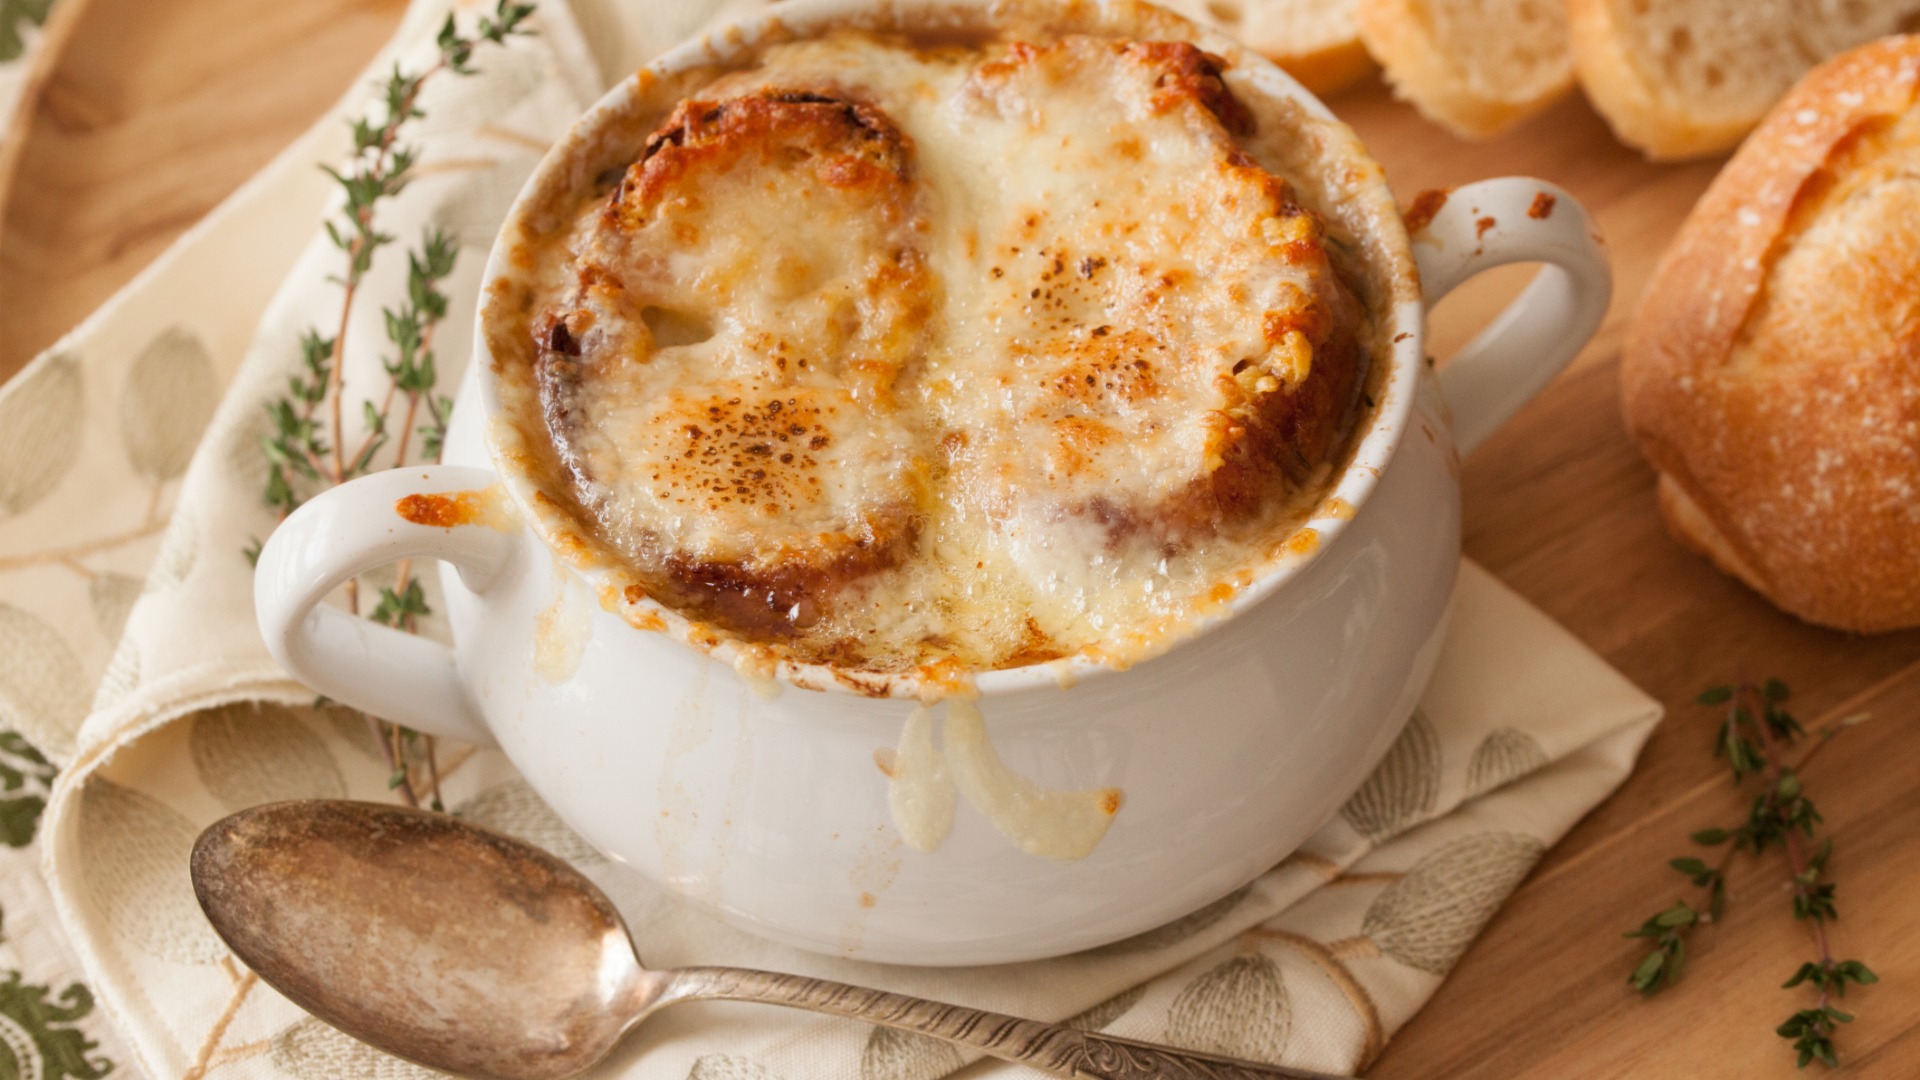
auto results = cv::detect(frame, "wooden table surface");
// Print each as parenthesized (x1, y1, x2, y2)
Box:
(1, 4, 1916, 1077)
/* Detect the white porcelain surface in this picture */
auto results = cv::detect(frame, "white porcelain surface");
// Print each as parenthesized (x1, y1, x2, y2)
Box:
(253, 0, 1611, 965)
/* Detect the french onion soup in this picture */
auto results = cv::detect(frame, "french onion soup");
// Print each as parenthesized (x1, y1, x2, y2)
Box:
(490, 19, 1396, 685)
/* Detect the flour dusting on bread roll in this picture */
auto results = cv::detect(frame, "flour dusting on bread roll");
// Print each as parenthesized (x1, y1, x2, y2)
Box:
(1622, 37, 1920, 632)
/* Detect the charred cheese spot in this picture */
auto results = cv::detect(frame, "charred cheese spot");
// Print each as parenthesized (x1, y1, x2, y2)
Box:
(1129, 40, 1256, 135)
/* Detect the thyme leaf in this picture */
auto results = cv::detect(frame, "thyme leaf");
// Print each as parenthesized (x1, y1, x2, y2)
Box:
(1626, 681, 1875, 1068)
(246, 0, 534, 810)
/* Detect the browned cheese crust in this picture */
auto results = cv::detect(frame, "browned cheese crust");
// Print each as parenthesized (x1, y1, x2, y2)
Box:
(948, 39, 1363, 543)
(537, 90, 931, 635)
(528, 31, 1370, 665)
(1622, 37, 1920, 633)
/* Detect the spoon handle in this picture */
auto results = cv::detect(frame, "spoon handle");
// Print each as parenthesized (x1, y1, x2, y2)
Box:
(661, 967, 1349, 1080)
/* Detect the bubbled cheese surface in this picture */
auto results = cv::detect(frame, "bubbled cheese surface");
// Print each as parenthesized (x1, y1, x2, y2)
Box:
(528, 30, 1377, 673)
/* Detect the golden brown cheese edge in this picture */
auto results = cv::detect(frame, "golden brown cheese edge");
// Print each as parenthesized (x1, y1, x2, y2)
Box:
(482, 1, 1415, 678)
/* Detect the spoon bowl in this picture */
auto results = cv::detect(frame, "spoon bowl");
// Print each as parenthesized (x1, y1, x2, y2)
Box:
(192, 800, 1347, 1080)
(191, 800, 647, 1080)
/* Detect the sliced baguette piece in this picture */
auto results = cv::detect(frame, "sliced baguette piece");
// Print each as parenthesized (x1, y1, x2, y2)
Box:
(1157, 0, 1375, 95)
(1797, 0, 1920, 59)
(1571, 0, 1920, 160)
(1355, 0, 1573, 137)
(1621, 37, 1920, 632)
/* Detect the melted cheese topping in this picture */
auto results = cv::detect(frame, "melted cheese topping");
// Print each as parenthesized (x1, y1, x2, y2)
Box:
(530, 31, 1375, 673)
(943, 699, 1122, 860)
(882, 700, 1120, 860)
(884, 704, 955, 852)
(532, 571, 593, 683)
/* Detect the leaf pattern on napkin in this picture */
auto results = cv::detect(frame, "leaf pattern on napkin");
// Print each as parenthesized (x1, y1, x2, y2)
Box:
(0, 725, 116, 1080)
(77, 780, 223, 964)
(688, 1054, 787, 1080)
(139, 515, 196, 595)
(119, 327, 218, 483)
(1091, 883, 1253, 955)
(860, 1026, 962, 1080)
(319, 705, 388, 762)
(0, 604, 87, 739)
(1064, 984, 1147, 1032)
(0, 731, 55, 848)
(0, 973, 113, 1080)
(0, 354, 82, 518)
(189, 702, 346, 811)
(217, 377, 280, 496)
(85, 575, 142, 643)
(1360, 832, 1545, 975)
(270, 1017, 441, 1080)
(1466, 728, 1549, 796)
(1165, 953, 1291, 1063)
(455, 779, 601, 864)
(1340, 710, 1439, 841)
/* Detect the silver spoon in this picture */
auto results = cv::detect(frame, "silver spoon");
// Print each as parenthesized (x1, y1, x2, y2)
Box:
(191, 800, 1349, 1080)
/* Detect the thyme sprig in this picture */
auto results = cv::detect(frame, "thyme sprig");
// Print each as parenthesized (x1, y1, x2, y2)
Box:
(1626, 680, 1875, 1068)
(246, 1, 534, 810)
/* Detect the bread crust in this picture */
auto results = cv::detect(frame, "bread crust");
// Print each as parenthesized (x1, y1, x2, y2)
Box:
(1356, 0, 1573, 138)
(1271, 37, 1376, 97)
(1622, 37, 1920, 633)
(1151, 0, 1375, 96)
(1568, 0, 1772, 159)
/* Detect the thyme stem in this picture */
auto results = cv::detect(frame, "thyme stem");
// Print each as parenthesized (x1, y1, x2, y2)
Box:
(1627, 680, 1877, 1069)
(1748, 690, 1825, 956)
(250, 0, 535, 811)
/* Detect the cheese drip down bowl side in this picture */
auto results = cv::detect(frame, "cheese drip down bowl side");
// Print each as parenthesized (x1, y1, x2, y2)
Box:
(252, 0, 1611, 964)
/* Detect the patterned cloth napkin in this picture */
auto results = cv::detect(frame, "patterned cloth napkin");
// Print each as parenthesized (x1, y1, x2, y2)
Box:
(0, 1, 1663, 1077)
(2, 4, 129, 1076)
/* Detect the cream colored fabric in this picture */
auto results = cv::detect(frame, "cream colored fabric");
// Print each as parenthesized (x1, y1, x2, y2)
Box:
(0, 1, 1661, 1077)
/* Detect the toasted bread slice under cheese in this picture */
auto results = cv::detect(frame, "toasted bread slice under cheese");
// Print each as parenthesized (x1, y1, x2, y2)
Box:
(538, 90, 931, 635)
(935, 38, 1363, 547)
(531, 32, 1375, 667)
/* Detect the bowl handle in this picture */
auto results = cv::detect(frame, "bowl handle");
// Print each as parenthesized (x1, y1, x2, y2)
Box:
(253, 465, 513, 746)
(1412, 178, 1612, 457)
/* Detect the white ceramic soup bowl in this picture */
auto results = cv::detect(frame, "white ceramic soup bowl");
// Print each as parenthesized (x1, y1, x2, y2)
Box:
(255, 0, 1610, 965)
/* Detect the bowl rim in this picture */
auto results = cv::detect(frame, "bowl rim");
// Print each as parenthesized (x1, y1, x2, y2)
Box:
(473, 0, 1429, 699)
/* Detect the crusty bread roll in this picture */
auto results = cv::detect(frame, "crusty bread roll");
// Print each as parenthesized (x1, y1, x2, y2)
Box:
(1157, 0, 1375, 95)
(1571, 0, 1920, 160)
(1622, 36, 1920, 633)
(1355, 0, 1573, 137)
